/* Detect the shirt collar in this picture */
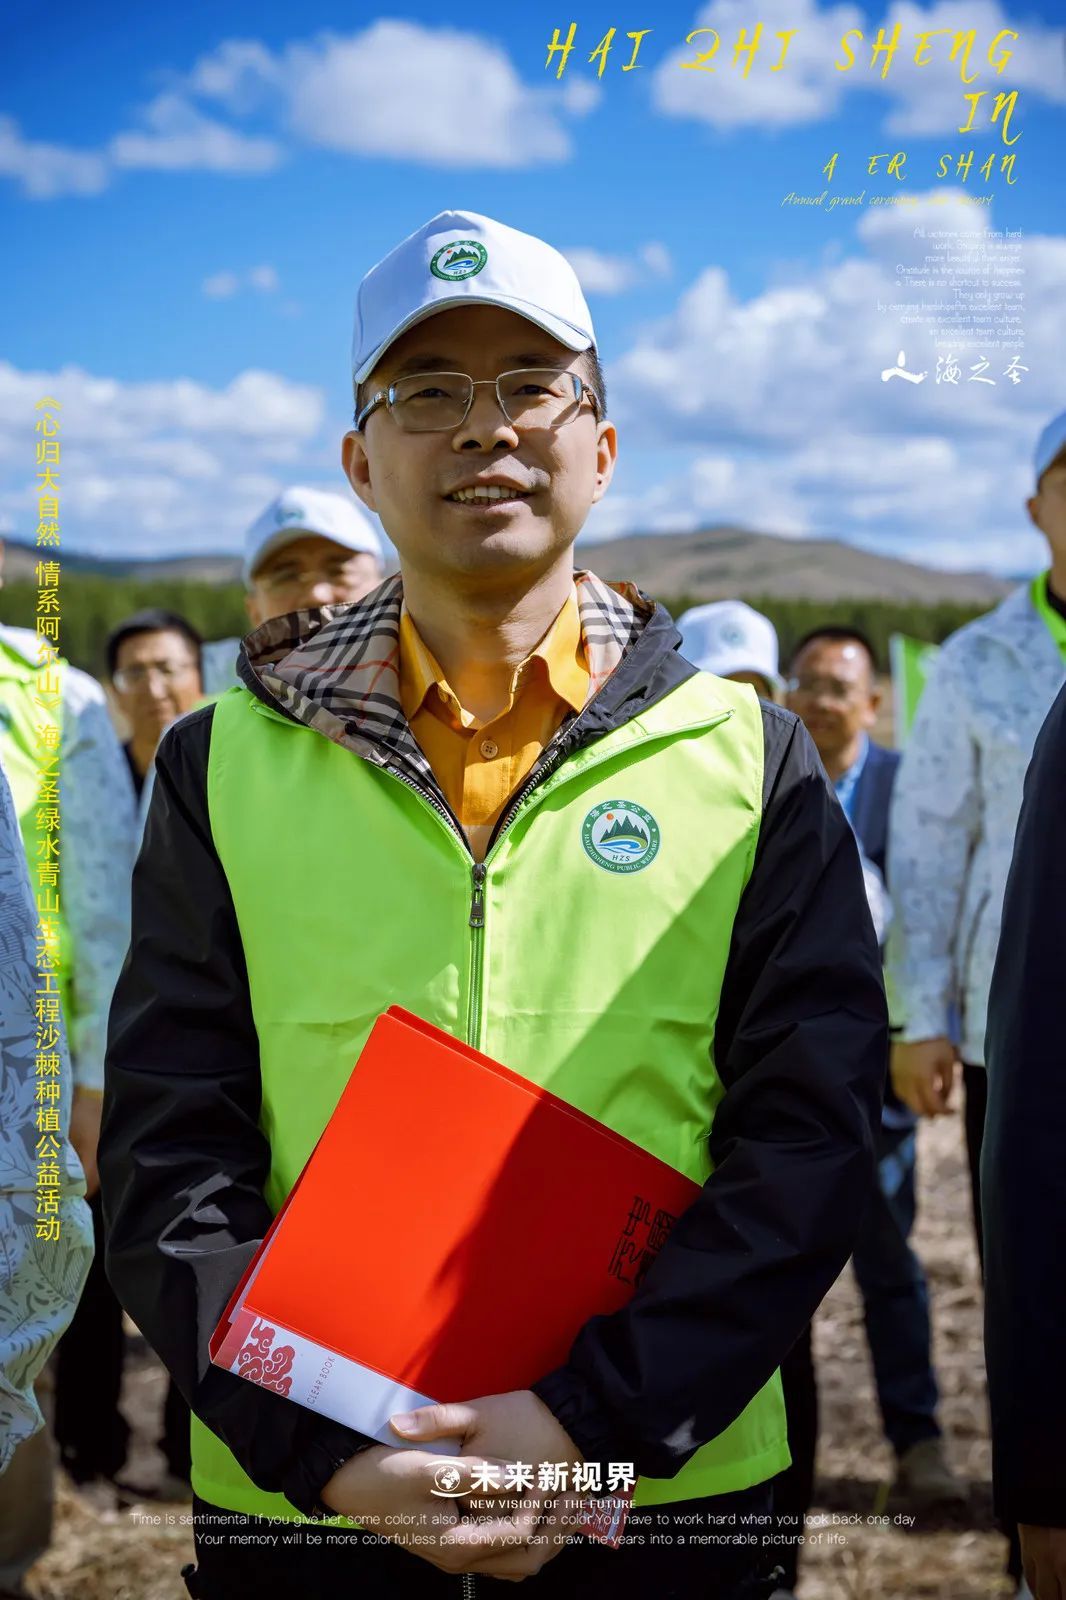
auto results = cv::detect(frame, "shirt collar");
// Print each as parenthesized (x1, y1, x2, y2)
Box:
(242, 568, 649, 800)
(398, 587, 587, 727)
(834, 733, 871, 817)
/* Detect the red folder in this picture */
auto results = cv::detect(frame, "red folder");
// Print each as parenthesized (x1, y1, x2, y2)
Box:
(211, 1008, 701, 1537)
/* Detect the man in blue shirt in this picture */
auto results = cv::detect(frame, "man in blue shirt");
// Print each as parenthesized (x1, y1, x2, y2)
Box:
(773, 626, 962, 1596)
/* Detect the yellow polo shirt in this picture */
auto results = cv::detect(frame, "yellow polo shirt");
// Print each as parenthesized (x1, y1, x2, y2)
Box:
(398, 589, 588, 860)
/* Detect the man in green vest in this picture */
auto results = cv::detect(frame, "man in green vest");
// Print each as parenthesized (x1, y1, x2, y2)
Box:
(0, 543, 135, 1583)
(101, 211, 887, 1599)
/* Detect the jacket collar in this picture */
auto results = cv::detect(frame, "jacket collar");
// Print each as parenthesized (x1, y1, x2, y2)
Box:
(981, 578, 1058, 660)
(237, 569, 690, 795)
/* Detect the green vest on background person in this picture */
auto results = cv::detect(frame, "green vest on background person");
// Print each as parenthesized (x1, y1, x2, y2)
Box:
(0, 635, 73, 1029)
(191, 670, 790, 1522)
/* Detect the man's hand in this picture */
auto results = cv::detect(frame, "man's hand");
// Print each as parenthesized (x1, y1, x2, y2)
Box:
(386, 1391, 586, 1579)
(891, 1036, 959, 1117)
(1021, 1525, 1066, 1600)
(389, 1390, 582, 1475)
(69, 1087, 103, 1198)
(320, 1426, 573, 1582)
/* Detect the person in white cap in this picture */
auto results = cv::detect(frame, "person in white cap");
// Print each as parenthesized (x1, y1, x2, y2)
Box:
(677, 601, 783, 701)
(200, 486, 385, 694)
(886, 408, 1066, 1594)
(102, 210, 886, 1599)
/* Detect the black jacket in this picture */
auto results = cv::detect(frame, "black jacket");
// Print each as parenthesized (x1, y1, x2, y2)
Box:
(100, 596, 887, 1514)
(983, 679, 1066, 1528)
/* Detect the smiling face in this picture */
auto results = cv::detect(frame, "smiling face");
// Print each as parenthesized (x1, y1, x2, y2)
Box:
(786, 637, 880, 766)
(246, 534, 382, 627)
(342, 305, 616, 595)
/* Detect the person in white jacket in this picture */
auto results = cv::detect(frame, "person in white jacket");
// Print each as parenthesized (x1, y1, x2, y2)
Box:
(0, 755, 93, 1597)
(886, 409, 1066, 1592)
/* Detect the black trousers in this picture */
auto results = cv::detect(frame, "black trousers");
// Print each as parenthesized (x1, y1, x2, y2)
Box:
(53, 1191, 191, 1482)
(770, 1325, 817, 1590)
(963, 1063, 1020, 1583)
(962, 1063, 987, 1274)
(185, 1485, 783, 1600)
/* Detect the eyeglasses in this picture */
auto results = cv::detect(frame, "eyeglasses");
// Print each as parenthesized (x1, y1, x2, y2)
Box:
(113, 661, 198, 692)
(785, 675, 865, 703)
(354, 368, 601, 434)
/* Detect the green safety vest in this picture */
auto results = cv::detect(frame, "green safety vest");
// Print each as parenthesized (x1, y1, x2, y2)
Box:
(1031, 570, 1066, 664)
(0, 636, 73, 1028)
(193, 670, 790, 1519)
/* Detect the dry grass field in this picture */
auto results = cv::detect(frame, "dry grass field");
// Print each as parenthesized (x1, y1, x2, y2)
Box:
(21, 1109, 1008, 1600)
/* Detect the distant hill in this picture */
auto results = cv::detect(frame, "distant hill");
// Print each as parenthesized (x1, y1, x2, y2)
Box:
(577, 527, 1011, 604)
(0, 542, 245, 584)
(0, 526, 1011, 604)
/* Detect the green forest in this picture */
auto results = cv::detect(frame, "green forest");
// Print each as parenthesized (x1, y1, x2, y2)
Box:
(0, 575, 993, 681)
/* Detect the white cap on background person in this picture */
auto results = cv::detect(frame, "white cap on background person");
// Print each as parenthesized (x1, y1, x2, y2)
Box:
(243, 487, 384, 585)
(677, 600, 783, 695)
(352, 210, 596, 388)
(1034, 409, 1066, 489)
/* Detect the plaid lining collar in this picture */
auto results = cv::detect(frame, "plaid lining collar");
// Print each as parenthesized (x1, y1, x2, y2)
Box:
(398, 587, 588, 727)
(238, 569, 653, 796)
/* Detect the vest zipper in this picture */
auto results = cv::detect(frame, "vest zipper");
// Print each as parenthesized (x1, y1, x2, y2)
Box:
(485, 744, 568, 856)
(483, 712, 734, 863)
(380, 713, 731, 1056)
(460, 1575, 477, 1598)
(382, 762, 471, 856)
(467, 863, 486, 1048)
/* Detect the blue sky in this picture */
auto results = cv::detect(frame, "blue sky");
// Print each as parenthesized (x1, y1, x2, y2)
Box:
(2, 0, 1064, 572)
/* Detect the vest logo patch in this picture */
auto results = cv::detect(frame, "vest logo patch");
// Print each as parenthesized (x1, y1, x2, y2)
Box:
(581, 800, 660, 874)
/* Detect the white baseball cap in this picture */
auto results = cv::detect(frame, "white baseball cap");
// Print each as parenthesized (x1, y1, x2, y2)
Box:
(677, 601, 783, 694)
(243, 486, 383, 584)
(352, 210, 596, 389)
(1034, 409, 1066, 489)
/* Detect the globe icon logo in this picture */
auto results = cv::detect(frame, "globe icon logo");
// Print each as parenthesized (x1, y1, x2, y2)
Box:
(432, 1462, 464, 1496)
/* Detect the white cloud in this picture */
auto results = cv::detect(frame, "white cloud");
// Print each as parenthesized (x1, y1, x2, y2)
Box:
(1, 93, 282, 199)
(0, 361, 343, 557)
(654, 0, 864, 130)
(587, 190, 1061, 572)
(640, 242, 674, 279)
(560, 77, 603, 116)
(203, 264, 281, 298)
(3, 22, 591, 202)
(653, 0, 1065, 133)
(0, 115, 108, 199)
(202, 271, 241, 299)
(875, 0, 1066, 135)
(188, 22, 591, 168)
(248, 264, 279, 293)
(182, 39, 283, 110)
(564, 242, 673, 295)
(109, 93, 282, 174)
(564, 250, 638, 295)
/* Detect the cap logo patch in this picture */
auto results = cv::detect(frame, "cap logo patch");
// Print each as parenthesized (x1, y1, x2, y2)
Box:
(276, 506, 305, 525)
(430, 240, 488, 282)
